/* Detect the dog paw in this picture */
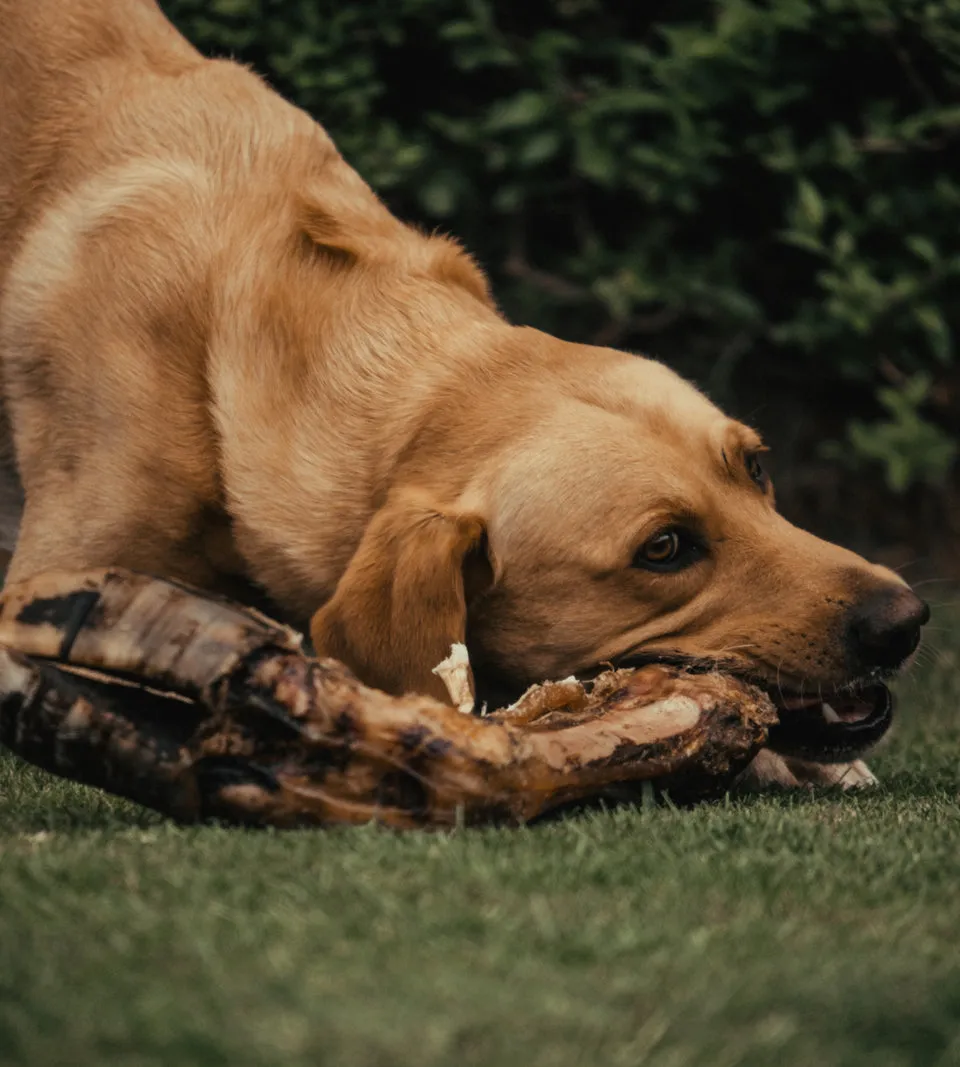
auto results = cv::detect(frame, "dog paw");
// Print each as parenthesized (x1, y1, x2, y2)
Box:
(784, 756, 877, 789)
(736, 748, 878, 791)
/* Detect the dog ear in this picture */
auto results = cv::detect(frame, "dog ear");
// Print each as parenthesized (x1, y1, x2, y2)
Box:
(297, 186, 495, 306)
(309, 490, 491, 704)
(297, 179, 405, 266)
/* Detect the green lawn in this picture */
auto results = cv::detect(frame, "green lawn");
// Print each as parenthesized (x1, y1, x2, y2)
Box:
(1, 612, 959, 1067)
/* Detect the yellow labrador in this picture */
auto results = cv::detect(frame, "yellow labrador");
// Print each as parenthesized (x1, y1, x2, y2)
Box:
(0, 0, 927, 784)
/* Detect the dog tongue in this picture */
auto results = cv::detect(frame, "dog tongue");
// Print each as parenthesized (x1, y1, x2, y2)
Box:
(823, 697, 874, 724)
(776, 695, 874, 723)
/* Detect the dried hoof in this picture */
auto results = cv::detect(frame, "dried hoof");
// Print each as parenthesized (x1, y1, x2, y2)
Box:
(0, 569, 778, 828)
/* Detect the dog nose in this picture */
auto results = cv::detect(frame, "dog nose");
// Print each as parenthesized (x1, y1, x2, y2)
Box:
(848, 586, 930, 671)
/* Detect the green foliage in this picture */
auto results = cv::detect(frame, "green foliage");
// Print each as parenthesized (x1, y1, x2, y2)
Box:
(161, 0, 960, 491)
(822, 373, 959, 491)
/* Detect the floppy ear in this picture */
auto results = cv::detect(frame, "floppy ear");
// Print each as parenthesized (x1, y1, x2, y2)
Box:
(297, 180, 406, 266)
(310, 490, 491, 704)
(297, 185, 495, 306)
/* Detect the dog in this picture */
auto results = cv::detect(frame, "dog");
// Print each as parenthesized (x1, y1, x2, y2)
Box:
(0, 0, 928, 786)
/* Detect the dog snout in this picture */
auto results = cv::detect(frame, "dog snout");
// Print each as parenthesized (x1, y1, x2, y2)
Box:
(847, 586, 930, 672)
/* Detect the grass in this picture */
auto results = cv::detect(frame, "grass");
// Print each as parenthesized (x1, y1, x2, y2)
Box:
(1, 621, 959, 1066)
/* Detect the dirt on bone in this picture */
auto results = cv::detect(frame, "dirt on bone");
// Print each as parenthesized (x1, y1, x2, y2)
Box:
(0, 568, 778, 829)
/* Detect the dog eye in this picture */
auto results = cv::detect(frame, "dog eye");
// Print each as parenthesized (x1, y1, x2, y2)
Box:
(746, 452, 769, 490)
(632, 529, 702, 572)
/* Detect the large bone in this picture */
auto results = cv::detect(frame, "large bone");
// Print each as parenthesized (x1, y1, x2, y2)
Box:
(0, 569, 777, 828)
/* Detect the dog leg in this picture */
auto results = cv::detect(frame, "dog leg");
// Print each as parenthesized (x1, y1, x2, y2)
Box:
(4, 476, 241, 594)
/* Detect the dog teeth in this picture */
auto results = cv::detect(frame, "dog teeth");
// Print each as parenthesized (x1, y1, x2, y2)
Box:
(821, 702, 840, 723)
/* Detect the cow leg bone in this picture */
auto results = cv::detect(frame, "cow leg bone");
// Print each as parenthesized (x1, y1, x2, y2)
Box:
(0, 648, 202, 818)
(0, 568, 303, 705)
(0, 569, 777, 828)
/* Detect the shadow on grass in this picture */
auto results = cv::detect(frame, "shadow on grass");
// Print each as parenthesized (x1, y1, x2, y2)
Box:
(0, 752, 162, 834)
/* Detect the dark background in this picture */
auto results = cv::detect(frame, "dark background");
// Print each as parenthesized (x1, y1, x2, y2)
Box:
(161, 0, 960, 579)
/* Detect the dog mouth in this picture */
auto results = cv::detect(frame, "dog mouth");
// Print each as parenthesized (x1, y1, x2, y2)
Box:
(477, 650, 895, 764)
(609, 652, 894, 764)
(762, 682, 893, 763)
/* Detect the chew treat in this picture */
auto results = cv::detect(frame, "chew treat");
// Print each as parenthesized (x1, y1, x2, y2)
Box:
(0, 569, 777, 828)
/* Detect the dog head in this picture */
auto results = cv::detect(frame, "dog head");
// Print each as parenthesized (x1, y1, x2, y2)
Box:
(310, 331, 927, 754)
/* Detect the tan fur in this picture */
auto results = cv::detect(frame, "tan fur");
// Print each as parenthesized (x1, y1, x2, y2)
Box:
(0, 0, 918, 721)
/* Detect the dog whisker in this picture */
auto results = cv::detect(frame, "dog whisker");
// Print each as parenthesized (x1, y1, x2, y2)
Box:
(889, 558, 924, 575)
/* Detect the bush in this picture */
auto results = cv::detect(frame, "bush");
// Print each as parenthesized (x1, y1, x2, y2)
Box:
(162, 0, 960, 494)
